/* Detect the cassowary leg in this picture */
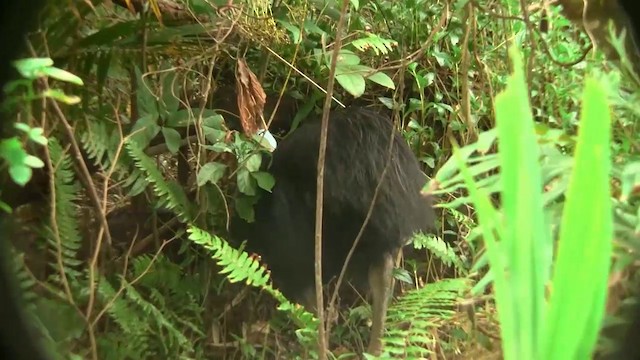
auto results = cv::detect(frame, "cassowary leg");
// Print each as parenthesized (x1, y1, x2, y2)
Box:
(367, 252, 395, 356)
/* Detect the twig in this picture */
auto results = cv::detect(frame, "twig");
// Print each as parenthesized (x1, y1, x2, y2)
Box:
(263, 8, 305, 130)
(460, 2, 477, 143)
(314, 0, 351, 358)
(325, 104, 397, 338)
(130, 216, 181, 256)
(46, 92, 111, 360)
(42, 142, 77, 302)
(323, 3, 450, 341)
(37, 87, 76, 307)
(44, 94, 113, 249)
(262, 46, 346, 109)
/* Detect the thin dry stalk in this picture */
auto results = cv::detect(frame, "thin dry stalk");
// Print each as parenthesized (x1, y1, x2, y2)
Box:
(314, 0, 351, 358)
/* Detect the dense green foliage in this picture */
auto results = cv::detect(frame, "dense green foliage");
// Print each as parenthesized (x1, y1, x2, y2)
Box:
(1, 0, 639, 359)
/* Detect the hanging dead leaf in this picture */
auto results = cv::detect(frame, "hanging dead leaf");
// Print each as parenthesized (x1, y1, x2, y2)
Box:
(235, 58, 266, 137)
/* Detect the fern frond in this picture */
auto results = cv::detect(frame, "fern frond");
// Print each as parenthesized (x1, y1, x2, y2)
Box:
(125, 140, 193, 221)
(130, 254, 206, 341)
(8, 249, 38, 309)
(122, 282, 193, 351)
(44, 137, 83, 284)
(187, 225, 318, 332)
(122, 166, 149, 197)
(97, 276, 144, 334)
(80, 119, 112, 169)
(97, 275, 154, 356)
(147, 287, 204, 337)
(131, 254, 181, 289)
(379, 278, 471, 359)
(80, 118, 149, 196)
(351, 34, 398, 56)
(96, 255, 206, 358)
(187, 226, 270, 287)
(412, 233, 467, 274)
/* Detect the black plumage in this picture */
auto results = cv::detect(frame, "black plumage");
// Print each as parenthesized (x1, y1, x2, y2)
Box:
(230, 106, 436, 354)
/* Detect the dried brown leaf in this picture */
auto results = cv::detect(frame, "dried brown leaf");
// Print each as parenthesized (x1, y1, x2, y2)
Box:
(235, 58, 266, 136)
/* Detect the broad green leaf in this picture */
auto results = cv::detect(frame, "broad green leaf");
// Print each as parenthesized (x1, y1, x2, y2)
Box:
(244, 153, 262, 173)
(544, 75, 613, 359)
(335, 63, 371, 76)
(9, 164, 32, 186)
(14, 123, 31, 133)
(135, 67, 159, 118)
(130, 114, 161, 149)
(0, 137, 27, 165)
(494, 45, 548, 360)
(392, 268, 412, 284)
(303, 19, 327, 37)
(41, 66, 84, 85)
(235, 194, 258, 222)
(161, 127, 182, 154)
(77, 21, 139, 48)
(13, 58, 54, 79)
(202, 143, 231, 153)
(252, 171, 275, 192)
(237, 168, 257, 196)
(335, 50, 361, 66)
(420, 156, 435, 169)
(378, 97, 394, 109)
(161, 72, 180, 114)
(186, 0, 212, 15)
(336, 73, 366, 98)
(278, 20, 302, 44)
(196, 162, 227, 186)
(28, 127, 48, 145)
(24, 155, 45, 168)
(367, 72, 395, 90)
(254, 131, 277, 151)
(132, 24, 214, 45)
(205, 129, 227, 145)
(43, 89, 81, 105)
(0, 200, 12, 214)
(166, 109, 217, 128)
(203, 114, 226, 129)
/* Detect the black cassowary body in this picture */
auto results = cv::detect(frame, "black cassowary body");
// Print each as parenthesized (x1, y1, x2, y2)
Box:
(3, 2, 640, 360)
(230, 107, 436, 355)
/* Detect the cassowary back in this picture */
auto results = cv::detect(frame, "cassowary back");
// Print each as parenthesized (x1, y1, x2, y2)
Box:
(230, 107, 435, 302)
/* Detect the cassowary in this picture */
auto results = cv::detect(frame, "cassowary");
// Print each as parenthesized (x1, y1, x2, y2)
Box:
(230, 106, 436, 355)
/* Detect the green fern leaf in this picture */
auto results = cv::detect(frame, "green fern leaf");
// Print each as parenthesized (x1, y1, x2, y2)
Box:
(379, 278, 471, 359)
(125, 140, 193, 221)
(412, 233, 467, 274)
(187, 225, 319, 335)
(43, 137, 84, 285)
(351, 34, 398, 56)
